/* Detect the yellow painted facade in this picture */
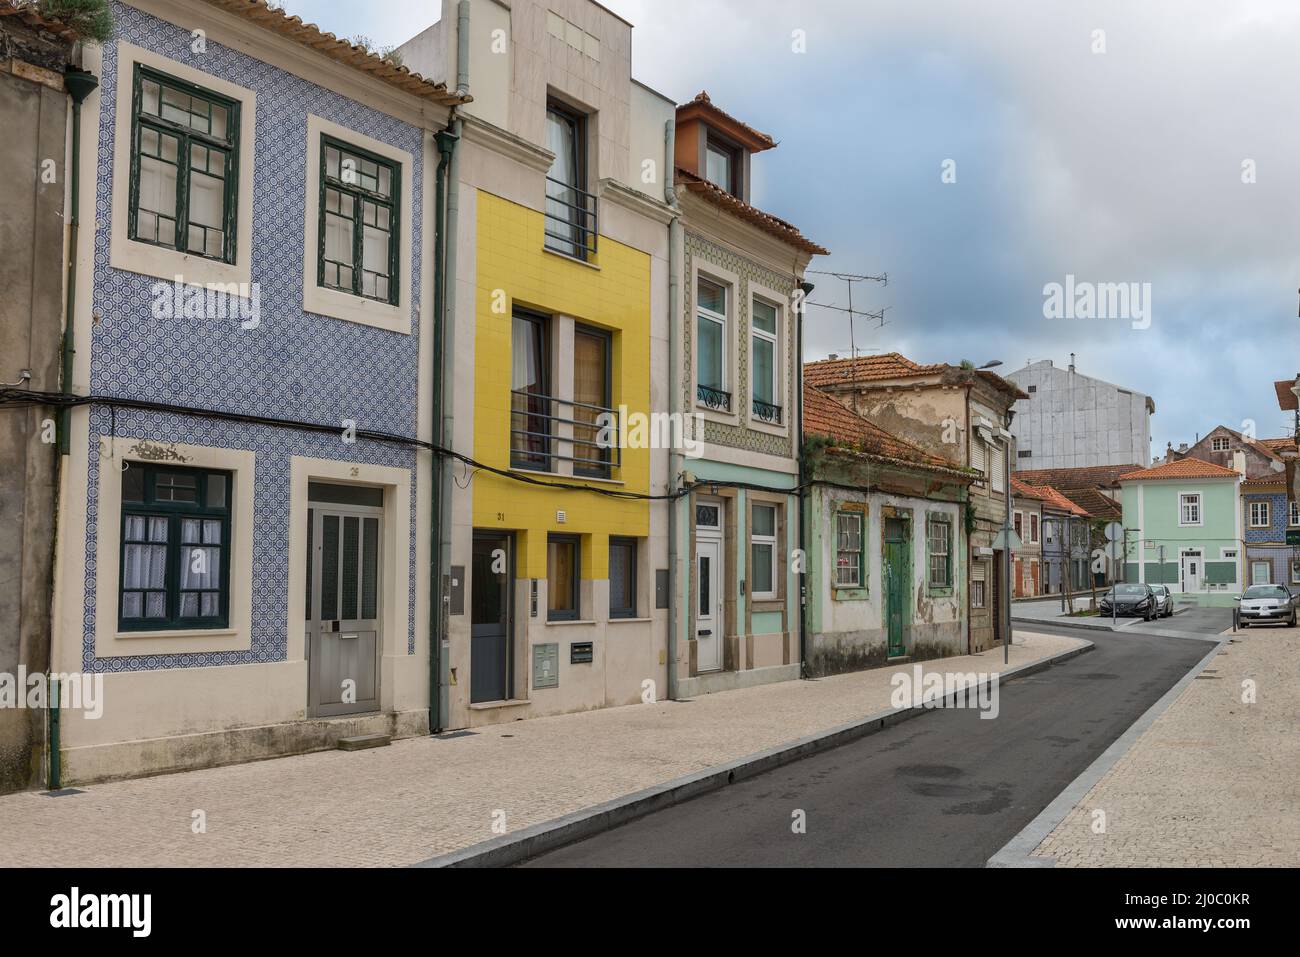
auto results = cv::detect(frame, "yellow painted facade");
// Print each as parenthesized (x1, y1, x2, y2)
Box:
(472, 190, 652, 580)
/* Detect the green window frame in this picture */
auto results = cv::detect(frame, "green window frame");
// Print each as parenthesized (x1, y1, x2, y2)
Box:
(128, 64, 240, 263)
(927, 514, 952, 591)
(835, 510, 864, 588)
(118, 463, 232, 632)
(318, 134, 401, 304)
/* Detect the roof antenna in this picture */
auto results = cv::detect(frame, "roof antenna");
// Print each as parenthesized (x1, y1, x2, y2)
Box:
(804, 270, 887, 385)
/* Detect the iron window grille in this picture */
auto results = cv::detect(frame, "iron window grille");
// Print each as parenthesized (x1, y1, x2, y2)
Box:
(319, 134, 400, 304)
(128, 64, 240, 263)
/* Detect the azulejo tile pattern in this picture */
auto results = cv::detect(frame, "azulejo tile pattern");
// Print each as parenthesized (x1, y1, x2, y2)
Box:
(683, 232, 796, 461)
(82, 5, 426, 671)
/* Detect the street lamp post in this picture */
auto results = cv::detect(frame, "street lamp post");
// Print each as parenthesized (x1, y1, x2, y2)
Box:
(976, 359, 1012, 667)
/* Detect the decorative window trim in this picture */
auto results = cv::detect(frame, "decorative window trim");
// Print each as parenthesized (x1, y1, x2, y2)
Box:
(1290, 500, 1299, 528)
(110, 41, 256, 288)
(1249, 500, 1271, 528)
(93, 436, 255, 657)
(1029, 512, 1040, 544)
(749, 502, 779, 600)
(1178, 491, 1203, 527)
(302, 114, 413, 333)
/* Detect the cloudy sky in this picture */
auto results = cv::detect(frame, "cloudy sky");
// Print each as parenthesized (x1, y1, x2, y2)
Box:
(285, 0, 1300, 454)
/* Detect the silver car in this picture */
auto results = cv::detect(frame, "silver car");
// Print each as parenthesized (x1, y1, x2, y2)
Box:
(1150, 584, 1175, 618)
(1239, 584, 1298, 627)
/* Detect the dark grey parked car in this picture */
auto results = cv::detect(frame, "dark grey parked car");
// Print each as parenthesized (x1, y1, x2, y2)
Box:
(1099, 583, 1159, 621)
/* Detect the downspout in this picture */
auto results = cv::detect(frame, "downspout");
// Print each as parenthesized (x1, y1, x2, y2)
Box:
(429, 0, 470, 733)
(50, 67, 99, 790)
(430, 129, 455, 733)
(664, 117, 681, 702)
(796, 280, 814, 678)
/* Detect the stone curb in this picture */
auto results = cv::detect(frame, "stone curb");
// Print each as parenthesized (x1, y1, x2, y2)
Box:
(412, 639, 1095, 869)
(985, 634, 1228, 868)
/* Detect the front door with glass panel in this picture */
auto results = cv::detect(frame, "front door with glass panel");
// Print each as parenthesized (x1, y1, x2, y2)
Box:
(1181, 551, 1203, 592)
(695, 501, 724, 672)
(471, 532, 513, 703)
(306, 484, 382, 717)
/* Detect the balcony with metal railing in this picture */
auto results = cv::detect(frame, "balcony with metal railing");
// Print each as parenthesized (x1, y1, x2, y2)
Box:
(510, 389, 620, 478)
(544, 176, 598, 263)
(752, 398, 783, 425)
(696, 384, 731, 412)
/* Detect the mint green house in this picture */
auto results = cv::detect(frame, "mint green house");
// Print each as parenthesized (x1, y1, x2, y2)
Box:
(1119, 458, 1243, 595)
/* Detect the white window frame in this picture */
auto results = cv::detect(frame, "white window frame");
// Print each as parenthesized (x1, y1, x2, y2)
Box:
(110, 41, 256, 288)
(970, 438, 986, 482)
(1291, 560, 1300, 585)
(1211, 436, 1230, 452)
(971, 560, 987, 608)
(1251, 560, 1272, 585)
(1029, 512, 1040, 544)
(748, 291, 785, 434)
(1249, 500, 1270, 528)
(1290, 500, 1299, 527)
(693, 268, 738, 423)
(834, 510, 864, 589)
(302, 114, 414, 333)
(1179, 492, 1202, 526)
(750, 502, 778, 600)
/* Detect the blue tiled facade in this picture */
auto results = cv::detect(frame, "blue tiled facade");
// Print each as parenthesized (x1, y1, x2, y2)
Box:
(1243, 489, 1296, 586)
(81, 3, 425, 672)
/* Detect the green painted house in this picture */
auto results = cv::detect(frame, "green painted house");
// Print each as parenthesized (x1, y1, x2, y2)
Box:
(1119, 457, 1243, 595)
(802, 384, 974, 676)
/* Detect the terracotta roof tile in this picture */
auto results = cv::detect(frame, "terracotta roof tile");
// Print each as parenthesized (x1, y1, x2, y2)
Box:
(802, 384, 969, 478)
(1118, 458, 1242, 481)
(676, 91, 776, 152)
(1031, 484, 1092, 517)
(1013, 463, 1142, 490)
(1258, 436, 1297, 453)
(1010, 477, 1048, 501)
(1276, 379, 1299, 411)
(1, 1, 77, 40)
(1058, 486, 1122, 521)
(676, 166, 828, 255)
(198, 0, 466, 105)
(803, 353, 946, 388)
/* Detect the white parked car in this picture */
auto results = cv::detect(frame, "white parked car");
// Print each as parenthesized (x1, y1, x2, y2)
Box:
(1238, 584, 1297, 627)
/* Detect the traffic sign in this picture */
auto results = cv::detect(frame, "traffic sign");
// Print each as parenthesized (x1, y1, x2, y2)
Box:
(1104, 522, 1124, 542)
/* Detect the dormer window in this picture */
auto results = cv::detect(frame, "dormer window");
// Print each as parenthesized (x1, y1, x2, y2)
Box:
(705, 136, 739, 196)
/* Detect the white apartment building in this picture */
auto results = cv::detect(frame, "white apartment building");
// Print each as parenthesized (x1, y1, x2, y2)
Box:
(1007, 357, 1154, 470)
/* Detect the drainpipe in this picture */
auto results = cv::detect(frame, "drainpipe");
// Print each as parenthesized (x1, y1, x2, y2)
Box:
(430, 129, 455, 734)
(664, 117, 681, 702)
(796, 280, 814, 678)
(428, 1, 470, 734)
(49, 67, 99, 790)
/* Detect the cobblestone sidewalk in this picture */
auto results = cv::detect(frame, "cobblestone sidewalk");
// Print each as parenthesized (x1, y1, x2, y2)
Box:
(0, 631, 1082, 867)
(1033, 628, 1300, 866)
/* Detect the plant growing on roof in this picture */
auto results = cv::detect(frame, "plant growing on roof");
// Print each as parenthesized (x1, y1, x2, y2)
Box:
(349, 33, 404, 68)
(29, 0, 112, 42)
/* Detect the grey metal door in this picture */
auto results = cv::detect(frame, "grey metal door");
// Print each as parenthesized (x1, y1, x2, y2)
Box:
(471, 532, 513, 703)
(307, 501, 382, 717)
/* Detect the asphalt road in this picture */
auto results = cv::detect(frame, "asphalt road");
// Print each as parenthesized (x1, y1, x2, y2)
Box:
(521, 628, 1212, 867)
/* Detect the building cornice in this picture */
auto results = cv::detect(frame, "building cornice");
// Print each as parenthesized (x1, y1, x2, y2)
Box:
(460, 113, 554, 173)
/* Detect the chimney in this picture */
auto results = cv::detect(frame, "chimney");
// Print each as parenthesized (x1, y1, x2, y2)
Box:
(1068, 353, 1075, 372)
(1233, 450, 1247, 476)
(828, 353, 839, 361)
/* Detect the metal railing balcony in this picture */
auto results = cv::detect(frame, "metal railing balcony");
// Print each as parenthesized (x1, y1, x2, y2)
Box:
(697, 383, 731, 412)
(752, 398, 783, 425)
(544, 176, 598, 262)
(510, 389, 620, 478)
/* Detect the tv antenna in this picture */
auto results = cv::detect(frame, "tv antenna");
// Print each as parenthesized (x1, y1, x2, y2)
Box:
(804, 270, 888, 383)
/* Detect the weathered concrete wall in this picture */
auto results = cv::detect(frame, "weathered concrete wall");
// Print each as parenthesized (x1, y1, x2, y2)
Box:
(0, 26, 70, 793)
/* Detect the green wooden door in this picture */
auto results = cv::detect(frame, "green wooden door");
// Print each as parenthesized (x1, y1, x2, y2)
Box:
(884, 517, 908, 657)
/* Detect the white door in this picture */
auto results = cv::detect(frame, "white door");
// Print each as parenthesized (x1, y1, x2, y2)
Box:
(696, 537, 723, 672)
(1251, 560, 1271, 585)
(1181, 551, 1202, 592)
